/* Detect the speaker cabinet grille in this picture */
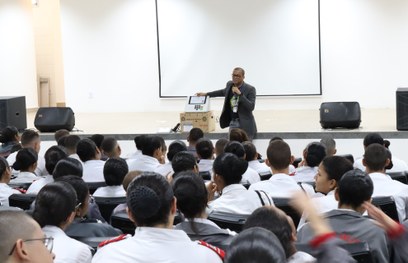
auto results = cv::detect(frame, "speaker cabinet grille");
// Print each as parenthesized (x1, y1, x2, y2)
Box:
(396, 88, 408, 130)
(0, 96, 27, 130)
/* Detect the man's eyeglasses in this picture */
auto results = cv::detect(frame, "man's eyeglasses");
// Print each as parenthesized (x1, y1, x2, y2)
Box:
(8, 237, 54, 255)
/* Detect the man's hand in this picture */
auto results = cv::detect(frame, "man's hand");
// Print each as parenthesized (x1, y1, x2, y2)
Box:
(231, 86, 241, 95)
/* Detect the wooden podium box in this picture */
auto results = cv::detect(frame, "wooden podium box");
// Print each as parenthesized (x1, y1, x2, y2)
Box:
(180, 111, 215, 132)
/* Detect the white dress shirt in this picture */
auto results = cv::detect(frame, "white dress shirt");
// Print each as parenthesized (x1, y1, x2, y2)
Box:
(26, 175, 54, 194)
(92, 227, 223, 263)
(293, 166, 318, 183)
(127, 155, 162, 172)
(198, 159, 214, 173)
(0, 183, 21, 206)
(82, 160, 105, 183)
(249, 173, 315, 198)
(241, 166, 261, 185)
(369, 172, 408, 222)
(208, 184, 272, 215)
(154, 162, 173, 177)
(9, 171, 37, 184)
(42, 225, 92, 263)
(125, 150, 142, 160)
(93, 185, 126, 198)
(248, 160, 270, 174)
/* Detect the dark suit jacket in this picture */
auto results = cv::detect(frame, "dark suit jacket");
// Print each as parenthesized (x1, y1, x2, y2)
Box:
(207, 81, 257, 139)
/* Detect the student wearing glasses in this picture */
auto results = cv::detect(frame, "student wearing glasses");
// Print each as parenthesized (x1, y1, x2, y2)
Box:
(0, 210, 54, 263)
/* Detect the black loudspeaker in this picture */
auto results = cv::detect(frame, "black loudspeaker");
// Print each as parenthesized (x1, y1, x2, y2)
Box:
(396, 88, 408, 130)
(319, 102, 361, 129)
(34, 107, 75, 132)
(0, 96, 27, 130)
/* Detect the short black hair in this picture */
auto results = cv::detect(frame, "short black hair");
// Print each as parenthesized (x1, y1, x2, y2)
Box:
(213, 153, 247, 185)
(101, 137, 118, 155)
(103, 158, 129, 186)
(267, 140, 291, 170)
(141, 136, 162, 157)
(76, 138, 98, 162)
(63, 135, 81, 153)
(56, 175, 89, 210)
(321, 156, 353, 182)
(171, 151, 196, 176)
(167, 140, 187, 162)
(44, 146, 68, 175)
(12, 148, 38, 171)
(363, 133, 384, 147)
(337, 169, 373, 209)
(195, 138, 214, 159)
(134, 135, 148, 151)
(20, 130, 39, 146)
(215, 138, 229, 156)
(0, 126, 18, 143)
(242, 141, 257, 161)
(52, 157, 83, 180)
(305, 142, 326, 167)
(224, 141, 245, 159)
(188, 128, 204, 143)
(89, 134, 105, 148)
(363, 143, 388, 171)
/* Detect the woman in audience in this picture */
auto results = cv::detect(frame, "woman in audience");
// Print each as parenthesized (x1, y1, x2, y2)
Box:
(0, 126, 21, 158)
(32, 182, 92, 263)
(207, 153, 271, 214)
(10, 148, 38, 184)
(93, 158, 128, 198)
(173, 171, 235, 248)
(58, 175, 122, 238)
(52, 157, 83, 179)
(293, 142, 326, 183)
(92, 172, 223, 263)
(0, 157, 20, 206)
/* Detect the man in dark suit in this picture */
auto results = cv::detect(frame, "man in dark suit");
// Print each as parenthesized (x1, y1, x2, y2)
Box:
(197, 67, 257, 139)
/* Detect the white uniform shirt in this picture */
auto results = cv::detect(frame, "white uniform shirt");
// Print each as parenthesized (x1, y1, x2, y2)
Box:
(241, 166, 261, 185)
(93, 185, 126, 198)
(42, 225, 92, 263)
(82, 160, 105, 183)
(125, 150, 142, 160)
(92, 227, 223, 263)
(0, 183, 20, 206)
(127, 155, 162, 172)
(69, 153, 83, 164)
(198, 159, 214, 173)
(287, 251, 316, 263)
(154, 162, 173, 177)
(369, 172, 408, 222)
(249, 173, 315, 198)
(9, 171, 37, 184)
(26, 175, 54, 194)
(248, 160, 270, 174)
(207, 184, 272, 215)
(293, 166, 318, 183)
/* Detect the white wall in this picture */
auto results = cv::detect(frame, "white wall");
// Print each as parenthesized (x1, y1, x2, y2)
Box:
(0, 0, 38, 108)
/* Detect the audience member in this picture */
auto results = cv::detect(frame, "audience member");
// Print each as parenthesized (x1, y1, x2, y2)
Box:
(171, 151, 198, 179)
(126, 135, 147, 160)
(228, 128, 249, 143)
(383, 139, 408, 173)
(208, 153, 271, 214)
(214, 138, 229, 157)
(127, 136, 163, 172)
(62, 135, 82, 162)
(26, 146, 67, 194)
(173, 172, 235, 248)
(54, 129, 70, 143)
(297, 169, 389, 263)
(224, 141, 260, 184)
(249, 140, 315, 198)
(293, 142, 326, 183)
(100, 137, 121, 159)
(52, 158, 83, 179)
(363, 143, 408, 222)
(0, 210, 55, 263)
(354, 132, 384, 171)
(243, 141, 269, 174)
(32, 182, 92, 263)
(320, 135, 336, 156)
(93, 158, 128, 198)
(0, 157, 20, 206)
(0, 126, 21, 158)
(89, 134, 108, 161)
(155, 140, 187, 177)
(92, 172, 223, 263)
(76, 138, 105, 182)
(196, 138, 215, 174)
(268, 137, 297, 175)
(186, 128, 204, 159)
(111, 170, 143, 215)
(10, 148, 38, 184)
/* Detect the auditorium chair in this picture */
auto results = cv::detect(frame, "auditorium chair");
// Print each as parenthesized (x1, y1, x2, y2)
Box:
(259, 171, 272, 181)
(292, 157, 302, 168)
(93, 196, 126, 222)
(273, 197, 301, 228)
(198, 171, 211, 181)
(8, 182, 32, 190)
(207, 211, 249, 233)
(75, 236, 113, 255)
(388, 171, 408, 185)
(86, 181, 107, 195)
(371, 196, 399, 222)
(110, 212, 135, 235)
(8, 194, 37, 210)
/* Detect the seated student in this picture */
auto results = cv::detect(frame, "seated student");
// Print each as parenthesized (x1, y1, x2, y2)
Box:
(0, 210, 55, 263)
(76, 138, 105, 183)
(186, 128, 204, 159)
(26, 146, 67, 194)
(10, 148, 38, 184)
(92, 172, 223, 263)
(293, 142, 326, 183)
(196, 138, 215, 174)
(126, 135, 147, 160)
(0, 126, 21, 158)
(89, 134, 108, 161)
(224, 141, 260, 185)
(244, 206, 315, 263)
(62, 135, 82, 163)
(383, 139, 408, 173)
(32, 182, 92, 263)
(363, 143, 408, 222)
(58, 176, 122, 238)
(154, 140, 187, 177)
(354, 132, 384, 171)
(111, 171, 142, 215)
(214, 138, 228, 157)
(54, 129, 70, 144)
(0, 157, 20, 206)
(228, 128, 250, 143)
(242, 141, 269, 174)
(93, 158, 128, 198)
(207, 153, 272, 215)
(249, 140, 315, 198)
(101, 137, 122, 159)
(173, 172, 235, 247)
(269, 137, 297, 175)
(297, 169, 389, 263)
(127, 136, 164, 172)
(52, 158, 83, 179)
(171, 151, 199, 179)
(320, 135, 337, 156)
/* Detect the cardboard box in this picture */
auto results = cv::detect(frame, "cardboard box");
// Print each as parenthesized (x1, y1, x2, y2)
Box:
(180, 111, 215, 132)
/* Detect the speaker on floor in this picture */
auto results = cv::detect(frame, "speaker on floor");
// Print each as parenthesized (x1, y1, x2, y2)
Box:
(319, 102, 361, 129)
(0, 96, 27, 130)
(34, 107, 75, 132)
(396, 88, 408, 130)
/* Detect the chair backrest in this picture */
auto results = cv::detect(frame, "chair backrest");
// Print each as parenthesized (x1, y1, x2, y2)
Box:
(292, 157, 302, 168)
(207, 211, 249, 233)
(75, 236, 115, 254)
(8, 194, 37, 210)
(273, 197, 301, 228)
(295, 241, 373, 263)
(198, 171, 211, 181)
(93, 196, 126, 222)
(371, 196, 399, 222)
(388, 171, 408, 185)
(259, 171, 272, 181)
(86, 182, 107, 195)
(110, 212, 136, 235)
